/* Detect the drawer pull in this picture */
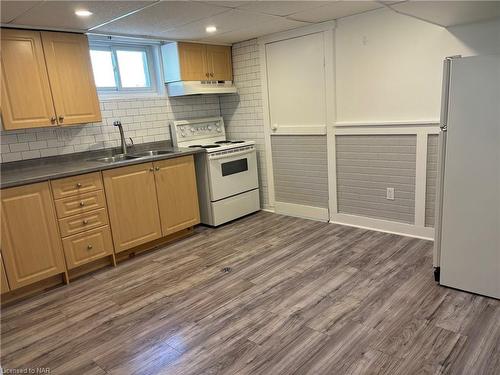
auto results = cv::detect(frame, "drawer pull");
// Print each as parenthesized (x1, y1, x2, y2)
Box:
(79, 201, 85, 207)
(87, 244, 93, 250)
(82, 219, 89, 225)
(76, 183, 82, 188)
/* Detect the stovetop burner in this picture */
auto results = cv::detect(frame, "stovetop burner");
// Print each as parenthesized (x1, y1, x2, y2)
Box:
(189, 144, 221, 149)
(215, 140, 244, 144)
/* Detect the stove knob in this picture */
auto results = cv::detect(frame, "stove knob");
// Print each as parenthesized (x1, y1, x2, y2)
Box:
(180, 132, 186, 137)
(207, 125, 212, 130)
(190, 127, 195, 133)
(216, 127, 222, 132)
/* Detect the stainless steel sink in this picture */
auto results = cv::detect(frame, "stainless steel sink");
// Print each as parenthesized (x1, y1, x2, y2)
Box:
(91, 154, 140, 163)
(130, 150, 174, 158)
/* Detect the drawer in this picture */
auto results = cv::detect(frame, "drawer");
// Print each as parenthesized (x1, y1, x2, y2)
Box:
(62, 226, 114, 269)
(51, 172, 103, 199)
(58, 208, 109, 237)
(54, 190, 106, 218)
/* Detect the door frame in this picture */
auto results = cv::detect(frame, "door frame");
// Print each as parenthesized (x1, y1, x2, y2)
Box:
(258, 21, 336, 220)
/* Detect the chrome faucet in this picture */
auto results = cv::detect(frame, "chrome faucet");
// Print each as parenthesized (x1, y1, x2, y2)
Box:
(113, 120, 127, 154)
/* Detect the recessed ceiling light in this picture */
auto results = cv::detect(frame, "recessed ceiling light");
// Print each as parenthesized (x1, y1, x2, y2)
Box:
(206, 26, 217, 33)
(75, 9, 93, 17)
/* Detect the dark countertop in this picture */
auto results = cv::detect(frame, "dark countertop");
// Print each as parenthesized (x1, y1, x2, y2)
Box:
(1, 141, 204, 189)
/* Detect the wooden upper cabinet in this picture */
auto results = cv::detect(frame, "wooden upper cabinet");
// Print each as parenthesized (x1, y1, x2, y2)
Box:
(154, 156, 200, 236)
(103, 163, 162, 253)
(163, 42, 232, 82)
(206, 45, 232, 81)
(0, 29, 57, 130)
(0, 28, 100, 130)
(0, 182, 66, 290)
(178, 42, 208, 81)
(41, 31, 101, 126)
(1, 254, 10, 294)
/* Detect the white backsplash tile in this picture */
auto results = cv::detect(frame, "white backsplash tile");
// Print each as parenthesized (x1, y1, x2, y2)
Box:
(1, 95, 220, 162)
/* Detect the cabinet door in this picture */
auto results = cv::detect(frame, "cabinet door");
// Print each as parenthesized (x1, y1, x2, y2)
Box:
(0, 29, 56, 130)
(178, 42, 208, 81)
(206, 45, 232, 81)
(103, 163, 162, 253)
(41, 32, 101, 126)
(1, 254, 10, 294)
(154, 156, 200, 236)
(1, 182, 66, 290)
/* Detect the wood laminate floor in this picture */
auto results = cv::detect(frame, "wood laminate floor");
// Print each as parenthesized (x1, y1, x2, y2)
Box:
(1, 211, 499, 375)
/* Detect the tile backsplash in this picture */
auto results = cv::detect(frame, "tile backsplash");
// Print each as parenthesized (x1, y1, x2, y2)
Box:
(0, 95, 220, 163)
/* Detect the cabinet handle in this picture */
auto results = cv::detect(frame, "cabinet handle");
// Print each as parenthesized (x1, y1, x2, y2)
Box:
(50, 116, 56, 123)
(205, 73, 209, 78)
(79, 201, 85, 207)
(82, 219, 89, 225)
(76, 183, 82, 188)
(210, 73, 214, 77)
(149, 167, 154, 172)
(155, 167, 160, 171)
(87, 244, 93, 250)
(58, 115, 65, 121)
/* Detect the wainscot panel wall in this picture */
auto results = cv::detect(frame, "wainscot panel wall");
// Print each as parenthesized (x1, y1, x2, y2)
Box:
(0, 95, 220, 162)
(271, 135, 328, 208)
(335, 134, 417, 224)
(220, 39, 269, 209)
(425, 134, 439, 227)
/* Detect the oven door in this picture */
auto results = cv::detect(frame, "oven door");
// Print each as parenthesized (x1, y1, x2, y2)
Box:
(208, 147, 259, 201)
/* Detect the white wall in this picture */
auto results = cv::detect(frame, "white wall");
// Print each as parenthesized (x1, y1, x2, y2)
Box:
(335, 8, 500, 123)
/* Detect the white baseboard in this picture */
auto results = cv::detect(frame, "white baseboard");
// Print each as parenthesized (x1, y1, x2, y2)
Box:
(331, 213, 434, 240)
(274, 201, 329, 222)
(261, 207, 275, 213)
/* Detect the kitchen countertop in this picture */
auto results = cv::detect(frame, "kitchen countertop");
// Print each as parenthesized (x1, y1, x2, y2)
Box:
(0, 141, 204, 189)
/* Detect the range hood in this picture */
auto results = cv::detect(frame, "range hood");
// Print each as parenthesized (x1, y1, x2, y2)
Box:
(166, 80, 237, 97)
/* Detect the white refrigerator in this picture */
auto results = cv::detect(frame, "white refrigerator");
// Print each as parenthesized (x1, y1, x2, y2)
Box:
(434, 54, 500, 299)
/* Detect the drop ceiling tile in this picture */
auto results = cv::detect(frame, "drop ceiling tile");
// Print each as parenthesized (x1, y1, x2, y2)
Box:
(390, 1, 500, 27)
(10, 1, 154, 31)
(236, 1, 329, 17)
(95, 1, 230, 36)
(200, 17, 309, 43)
(158, 8, 293, 40)
(1, 1, 41, 23)
(288, 1, 382, 23)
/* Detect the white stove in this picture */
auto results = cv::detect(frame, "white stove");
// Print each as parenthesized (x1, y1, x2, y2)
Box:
(171, 117, 260, 226)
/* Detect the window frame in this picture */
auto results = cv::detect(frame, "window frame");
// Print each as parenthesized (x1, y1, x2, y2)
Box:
(89, 41, 158, 95)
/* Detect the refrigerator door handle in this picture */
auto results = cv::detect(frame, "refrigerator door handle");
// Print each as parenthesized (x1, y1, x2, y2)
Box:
(440, 56, 461, 132)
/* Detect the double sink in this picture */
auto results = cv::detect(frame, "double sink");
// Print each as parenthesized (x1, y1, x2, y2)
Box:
(92, 150, 174, 164)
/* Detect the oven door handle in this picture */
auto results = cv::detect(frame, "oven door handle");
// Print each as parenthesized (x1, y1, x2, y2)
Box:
(209, 148, 255, 160)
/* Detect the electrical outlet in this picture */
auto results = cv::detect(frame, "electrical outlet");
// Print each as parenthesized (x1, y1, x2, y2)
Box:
(386, 188, 395, 200)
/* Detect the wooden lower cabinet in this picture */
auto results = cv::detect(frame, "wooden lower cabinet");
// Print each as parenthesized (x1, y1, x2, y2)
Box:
(0, 182, 66, 290)
(62, 226, 113, 269)
(103, 163, 162, 253)
(154, 156, 200, 235)
(1, 254, 10, 293)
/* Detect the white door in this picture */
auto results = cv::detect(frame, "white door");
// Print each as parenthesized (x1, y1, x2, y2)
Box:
(439, 55, 500, 298)
(266, 32, 327, 131)
(264, 30, 332, 221)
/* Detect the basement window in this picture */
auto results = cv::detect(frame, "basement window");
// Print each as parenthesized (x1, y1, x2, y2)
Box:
(89, 39, 160, 96)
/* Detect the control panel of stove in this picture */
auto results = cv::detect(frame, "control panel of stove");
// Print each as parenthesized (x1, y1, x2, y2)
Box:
(177, 122, 222, 138)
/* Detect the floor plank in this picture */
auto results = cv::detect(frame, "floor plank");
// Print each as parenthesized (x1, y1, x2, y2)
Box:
(1, 211, 499, 375)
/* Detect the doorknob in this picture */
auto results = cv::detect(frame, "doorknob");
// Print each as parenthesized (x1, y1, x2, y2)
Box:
(271, 124, 278, 131)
